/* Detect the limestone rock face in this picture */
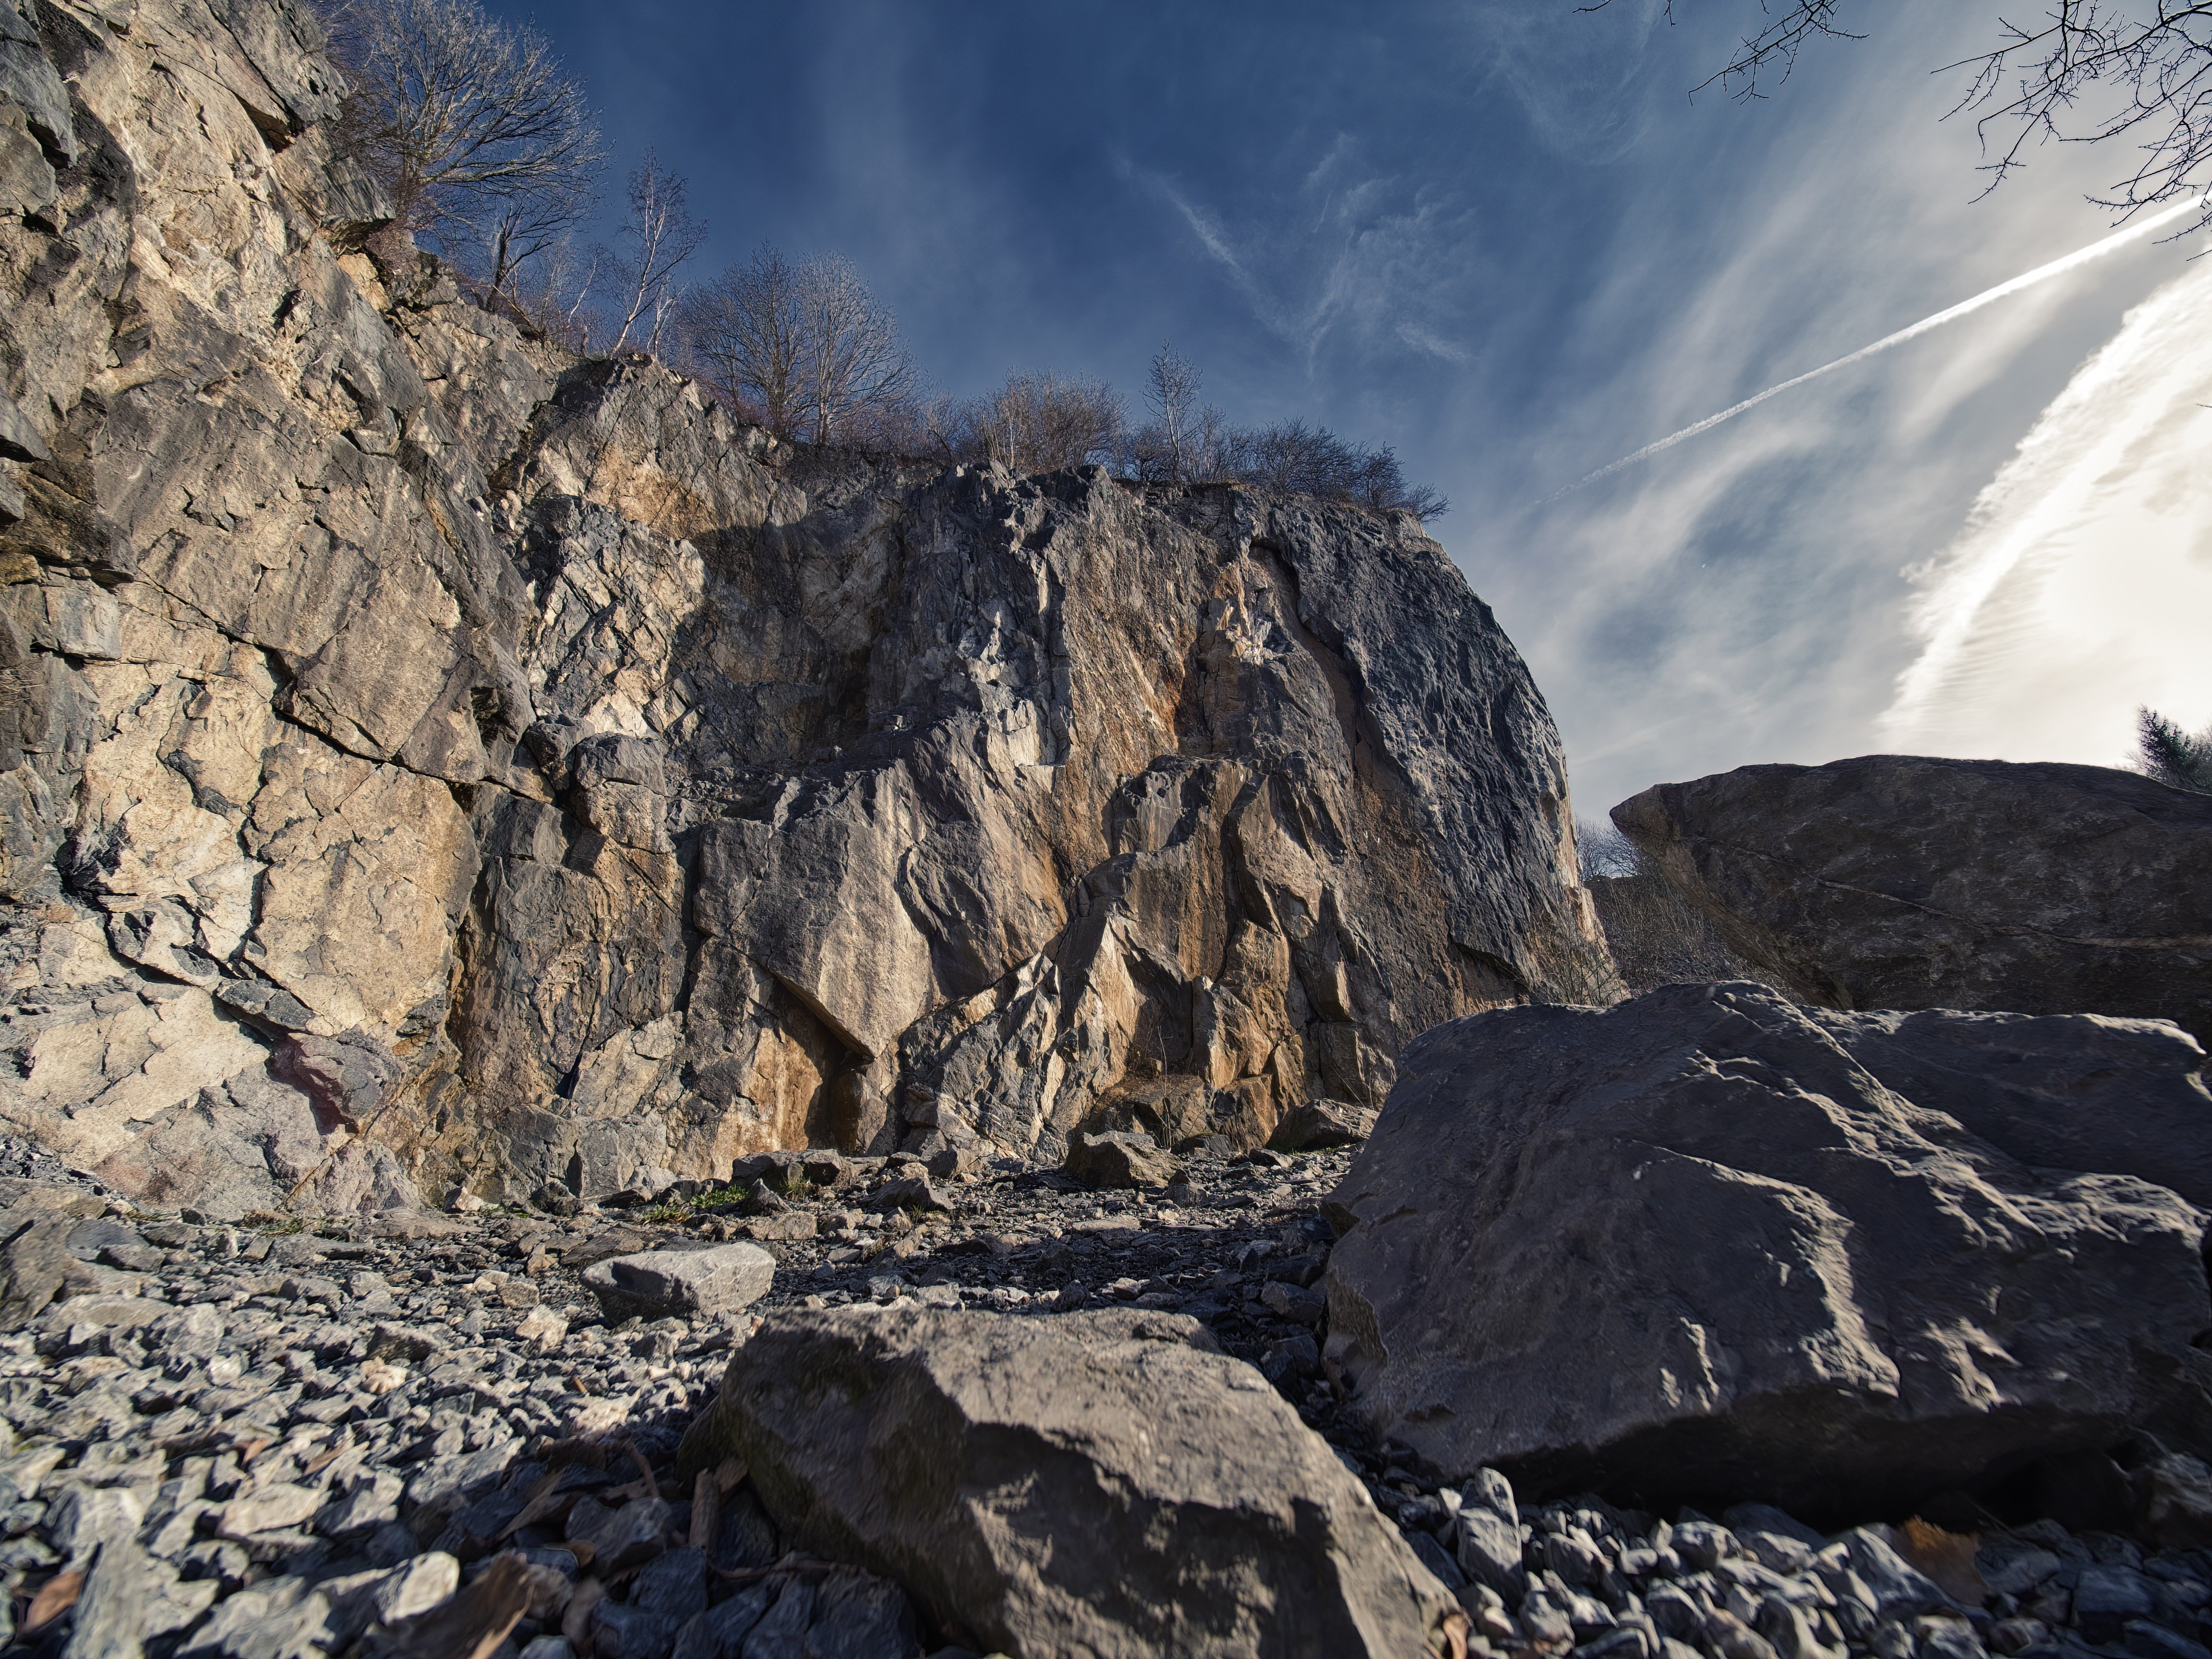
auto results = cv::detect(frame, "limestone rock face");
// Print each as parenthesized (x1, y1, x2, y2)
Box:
(1611, 755, 2212, 1043)
(1324, 981, 2212, 1521)
(678, 1305, 1462, 1658)
(0, 0, 1613, 1211)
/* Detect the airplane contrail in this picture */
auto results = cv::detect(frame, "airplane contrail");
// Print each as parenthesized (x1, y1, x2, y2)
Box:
(1547, 196, 2205, 503)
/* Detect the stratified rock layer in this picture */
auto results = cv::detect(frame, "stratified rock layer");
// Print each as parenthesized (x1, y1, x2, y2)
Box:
(0, 0, 1614, 1211)
(1611, 755, 2212, 1043)
(678, 1305, 1462, 1658)
(1324, 981, 2212, 1520)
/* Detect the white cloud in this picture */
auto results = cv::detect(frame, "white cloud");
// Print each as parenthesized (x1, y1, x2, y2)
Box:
(1879, 252, 2212, 764)
(1125, 144, 1482, 374)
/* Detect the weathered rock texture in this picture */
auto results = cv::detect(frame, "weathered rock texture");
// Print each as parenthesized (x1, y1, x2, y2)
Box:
(1324, 981, 2212, 1521)
(0, 0, 1614, 1213)
(1611, 756, 2212, 1042)
(678, 1304, 1462, 1658)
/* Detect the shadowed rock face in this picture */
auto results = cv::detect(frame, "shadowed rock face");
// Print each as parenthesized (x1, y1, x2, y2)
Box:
(1324, 982, 2212, 1522)
(0, 0, 1614, 1211)
(1611, 755, 2212, 1045)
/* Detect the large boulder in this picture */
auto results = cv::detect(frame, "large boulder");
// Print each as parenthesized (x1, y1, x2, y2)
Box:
(1611, 756, 2212, 1043)
(677, 1305, 1461, 1658)
(1324, 981, 2212, 1522)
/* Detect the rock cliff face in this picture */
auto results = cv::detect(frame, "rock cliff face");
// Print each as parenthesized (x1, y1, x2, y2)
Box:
(0, 0, 1614, 1213)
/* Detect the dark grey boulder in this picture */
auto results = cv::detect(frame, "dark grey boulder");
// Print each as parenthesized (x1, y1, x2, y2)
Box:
(1270, 1097, 1378, 1151)
(1325, 981, 2212, 1521)
(1611, 755, 2212, 1045)
(1063, 1129, 1180, 1190)
(676, 1305, 1460, 1657)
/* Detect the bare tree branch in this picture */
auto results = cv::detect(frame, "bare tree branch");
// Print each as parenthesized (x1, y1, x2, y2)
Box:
(1617, 3, 2212, 227)
(605, 153, 707, 355)
(1943, 2, 2212, 226)
(800, 257, 914, 443)
(672, 248, 911, 444)
(324, 0, 603, 232)
(1143, 342, 1202, 484)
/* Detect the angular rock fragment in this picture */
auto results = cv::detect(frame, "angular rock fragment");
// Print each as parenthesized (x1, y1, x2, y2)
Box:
(1270, 1097, 1378, 1151)
(582, 1243, 775, 1322)
(1064, 1130, 1180, 1190)
(677, 1305, 1459, 1656)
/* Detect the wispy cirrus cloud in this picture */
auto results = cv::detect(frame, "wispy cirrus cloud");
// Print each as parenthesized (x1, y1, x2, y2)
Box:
(1122, 145, 1483, 375)
(1880, 253, 2212, 762)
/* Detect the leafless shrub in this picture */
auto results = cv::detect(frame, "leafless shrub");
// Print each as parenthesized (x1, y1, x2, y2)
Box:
(952, 373, 1127, 472)
(1143, 341, 1203, 483)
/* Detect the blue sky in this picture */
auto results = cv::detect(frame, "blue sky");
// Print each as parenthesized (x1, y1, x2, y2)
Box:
(483, 0, 2212, 814)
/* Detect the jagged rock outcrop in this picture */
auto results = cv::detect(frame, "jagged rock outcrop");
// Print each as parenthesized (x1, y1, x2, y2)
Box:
(0, 0, 1614, 1211)
(1611, 756, 2212, 1042)
(1324, 982, 2212, 1521)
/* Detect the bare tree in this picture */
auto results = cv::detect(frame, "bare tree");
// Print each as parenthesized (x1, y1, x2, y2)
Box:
(324, 0, 603, 237)
(1611, 3, 2212, 229)
(1951, 4, 2212, 219)
(509, 232, 600, 351)
(465, 174, 594, 313)
(605, 153, 707, 356)
(1575, 814, 1641, 881)
(671, 247, 912, 444)
(678, 246, 807, 433)
(800, 257, 914, 444)
(1144, 341, 1202, 482)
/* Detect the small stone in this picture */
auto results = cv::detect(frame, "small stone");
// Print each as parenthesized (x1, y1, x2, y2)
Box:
(374, 1551, 461, 1622)
(1457, 1505, 1527, 1599)
(2126, 1621, 2212, 1659)
(1988, 1618, 2050, 1656)
(565, 1496, 670, 1573)
(1259, 1281, 1326, 1325)
(1673, 1522, 1738, 1571)
(1270, 1098, 1378, 1151)
(218, 1482, 324, 1539)
(515, 1306, 569, 1350)
(740, 1213, 817, 1242)
(47, 1485, 145, 1565)
(361, 1358, 409, 1394)
(2076, 1565, 2158, 1644)
(1260, 1332, 1321, 1389)
(868, 1176, 954, 1213)
(631, 1546, 708, 1620)
(318, 1473, 404, 1538)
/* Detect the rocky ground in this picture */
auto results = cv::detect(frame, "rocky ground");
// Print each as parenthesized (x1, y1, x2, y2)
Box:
(0, 1133, 2201, 1658)
(0, 1138, 1365, 1656)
